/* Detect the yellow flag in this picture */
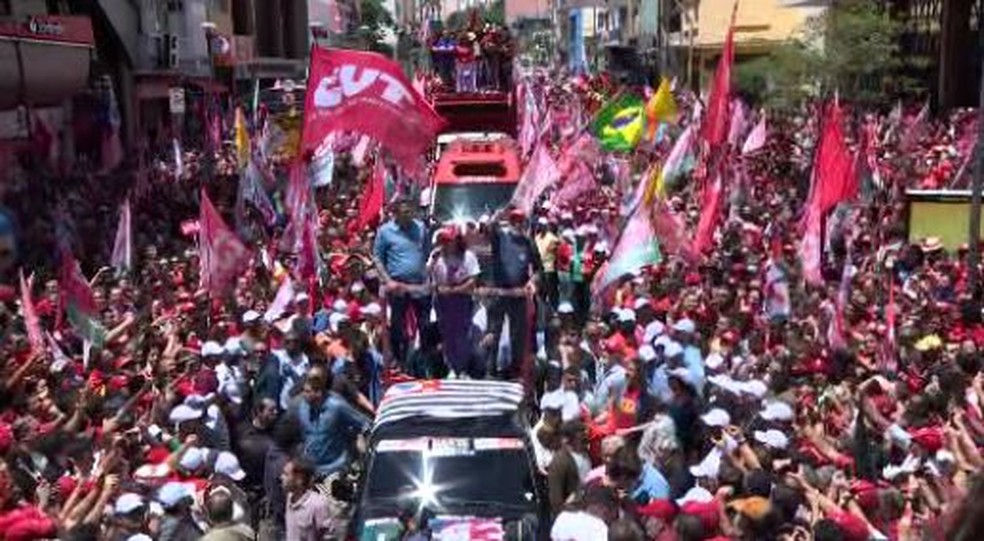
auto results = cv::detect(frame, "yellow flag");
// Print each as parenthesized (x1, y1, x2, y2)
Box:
(234, 107, 249, 168)
(643, 164, 665, 207)
(645, 78, 678, 140)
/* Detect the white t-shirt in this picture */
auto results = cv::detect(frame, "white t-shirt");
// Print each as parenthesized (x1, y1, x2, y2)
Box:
(429, 250, 481, 286)
(550, 510, 608, 541)
(541, 388, 581, 422)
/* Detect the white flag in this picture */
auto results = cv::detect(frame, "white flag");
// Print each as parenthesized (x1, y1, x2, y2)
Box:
(110, 198, 132, 271)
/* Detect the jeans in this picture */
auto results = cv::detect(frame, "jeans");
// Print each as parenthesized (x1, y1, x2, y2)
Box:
(388, 291, 432, 368)
(487, 296, 531, 379)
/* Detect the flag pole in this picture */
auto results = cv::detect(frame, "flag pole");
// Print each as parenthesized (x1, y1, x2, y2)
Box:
(968, 49, 984, 301)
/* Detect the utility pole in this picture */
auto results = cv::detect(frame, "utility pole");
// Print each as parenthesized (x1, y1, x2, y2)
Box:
(969, 20, 984, 302)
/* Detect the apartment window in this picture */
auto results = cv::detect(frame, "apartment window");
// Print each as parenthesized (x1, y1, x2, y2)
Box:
(0, 0, 11, 16)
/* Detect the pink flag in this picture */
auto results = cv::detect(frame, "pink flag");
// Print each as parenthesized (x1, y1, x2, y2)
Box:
(592, 205, 661, 296)
(727, 100, 747, 148)
(100, 125, 124, 173)
(651, 202, 697, 262)
(900, 101, 929, 150)
(763, 257, 791, 320)
(551, 162, 596, 207)
(798, 206, 823, 284)
(296, 208, 321, 282)
(199, 189, 250, 294)
(264, 277, 295, 323)
(19, 270, 44, 354)
(111, 198, 132, 272)
(741, 116, 767, 155)
(881, 277, 898, 372)
(693, 173, 723, 254)
(511, 144, 560, 214)
(663, 125, 695, 180)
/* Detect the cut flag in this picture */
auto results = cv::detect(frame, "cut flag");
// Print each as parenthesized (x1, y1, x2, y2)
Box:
(19, 270, 44, 354)
(592, 205, 661, 296)
(199, 189, 251, 295)
(645, 78, 678, 140)
(58, 248, 106, 348)
(110, 198, 132, 272)
(301, 47, 445, 172)
(591, 93, 645, 152)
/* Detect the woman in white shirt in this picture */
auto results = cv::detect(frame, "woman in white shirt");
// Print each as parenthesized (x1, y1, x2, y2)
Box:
(428, 227, 481, 377)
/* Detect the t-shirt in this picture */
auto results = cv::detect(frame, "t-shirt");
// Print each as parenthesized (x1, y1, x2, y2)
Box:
(550, 511, 608, 541)
(491, 227, 542, 288)
(373, 220, 428, 284)
(536, 232, 560, 273)
(430, 250, 481, 286)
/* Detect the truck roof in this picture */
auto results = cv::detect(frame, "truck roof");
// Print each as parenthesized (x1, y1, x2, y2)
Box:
(432, 138, 522, 185)
(372, 380, 526, 439)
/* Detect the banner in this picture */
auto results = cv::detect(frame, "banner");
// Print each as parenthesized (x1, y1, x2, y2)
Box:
(110, 198, 132, 272)
(199, 190, 250, 294)
(511, 144, 560, 214)
(301, 47, 445, 171)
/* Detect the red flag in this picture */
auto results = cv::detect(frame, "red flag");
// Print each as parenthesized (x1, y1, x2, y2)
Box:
(19, 270, 44, 354)
(296, 208, 321, 282)
(356, 159, 386, 231)
(551, 162, 596, 207)
(693, 173, 723, 254)
(199, 189, 250, 294)
(701, 3, 737, 148)
(799, 205, 823, 284)
(813, 101, 857, 214)
(301, 47, 445, 171)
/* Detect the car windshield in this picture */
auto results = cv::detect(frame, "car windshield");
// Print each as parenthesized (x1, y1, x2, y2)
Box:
(363, 437, 537, 513)
(433, 183, 517, 222)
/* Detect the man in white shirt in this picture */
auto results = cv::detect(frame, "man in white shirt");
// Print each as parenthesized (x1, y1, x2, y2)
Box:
(550, 485, 619, 541)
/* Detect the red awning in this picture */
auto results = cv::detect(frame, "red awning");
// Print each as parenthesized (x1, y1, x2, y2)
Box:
(0, 16, 93, 110)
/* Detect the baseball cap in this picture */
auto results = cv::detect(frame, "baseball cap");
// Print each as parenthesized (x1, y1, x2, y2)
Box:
(759, 401, 795, 422)
(672, 318, 696, 334)
(169, 404, 203, 424)
(242, 310, 261, 324)
(157, 482, 194, 509)
(700, 408, 730, 428)
(114, 493, 146, 515)
(557, 302, 575, 314)
(753, 429, 790, 450)
(201, 341, 224, 357)
(638, 345, 657, 363)
(214, 451, 247, 481)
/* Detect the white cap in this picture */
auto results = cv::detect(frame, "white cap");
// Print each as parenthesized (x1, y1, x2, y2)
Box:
(705, 352, 726, 371)
(294, 292, 310, 302)
(214, 451, 247, 481)
(351, 281, 365, 293)
(617, 309, 637, 323)
(707, 374, 742, 395)
(739, 379, 768, 399)
(537, 217, 549, 226)
(676, 486, 715, 506)
(114, 493, 146, 515)
(760, 401, 795, 422)
(332, 299, 348, 313)
(561, 228, 576, 241)
(201, 341, 224, 357)
(242, 310, 262, 324)
(653, 334, 674, 350)
(672, 318, 696, 334)
(644, 321, 665, 345)
(668, 367, 694, 388)
(633, 297, 651, 310)
(700, 408, 731, 428)
(557, 301, 575, 314)
(362, 302, 383, 317)
(689, 449, 722, 479)
(169, 404, 203, 424)
(593, 241, 609, 253)
(540, 393, 564, 411)
(328, 312, 350, 333)
(754, 429, 790, 450)
(638, 345, 657, 363)
(561, 211, 574, 220)
(178, 447, 207, 471)
(224, 337, 245, 356)
(157, 482, 194, 508)
(662, 341, 683, 359)
(126, 535, 153, 541)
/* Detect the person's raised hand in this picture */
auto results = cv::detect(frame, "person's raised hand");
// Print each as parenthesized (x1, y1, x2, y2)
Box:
(183, 433, 199, 447)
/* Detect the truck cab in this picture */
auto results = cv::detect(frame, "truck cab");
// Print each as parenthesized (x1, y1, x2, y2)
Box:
(430, 137, 522, 224)
(351, 380, 546, 540)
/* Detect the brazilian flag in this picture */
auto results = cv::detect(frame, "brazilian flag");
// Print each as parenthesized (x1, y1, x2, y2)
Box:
(592, 93, 646, 152)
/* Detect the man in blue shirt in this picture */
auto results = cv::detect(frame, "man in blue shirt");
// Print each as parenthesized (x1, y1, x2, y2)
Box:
(295, 376, 370, 476)
(485, 208, 542, 379)
(372, 199, 430, 367)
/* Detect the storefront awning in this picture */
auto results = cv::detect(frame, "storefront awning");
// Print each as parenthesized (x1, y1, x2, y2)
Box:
(0, 16, 94, 110)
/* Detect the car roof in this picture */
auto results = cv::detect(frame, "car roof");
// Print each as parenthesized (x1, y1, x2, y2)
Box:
(373, 380, 525, 435)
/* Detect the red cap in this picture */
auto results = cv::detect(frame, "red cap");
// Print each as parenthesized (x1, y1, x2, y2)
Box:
(637, 499, 676, 521)
(679, 501, 720, 534)
(0, 284, 15, 303)
(909, 426, 945, 453)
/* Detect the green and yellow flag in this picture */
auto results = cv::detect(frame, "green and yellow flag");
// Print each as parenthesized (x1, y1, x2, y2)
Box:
(592, 93, 645, 152)
(646, 78, 678, 140)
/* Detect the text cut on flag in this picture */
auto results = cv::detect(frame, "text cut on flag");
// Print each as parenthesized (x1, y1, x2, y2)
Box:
(301, 47, 445, 171)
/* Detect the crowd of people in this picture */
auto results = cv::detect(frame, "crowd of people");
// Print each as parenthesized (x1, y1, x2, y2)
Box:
(428, 21, 514, 93)
(1, 58, 984, 541)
